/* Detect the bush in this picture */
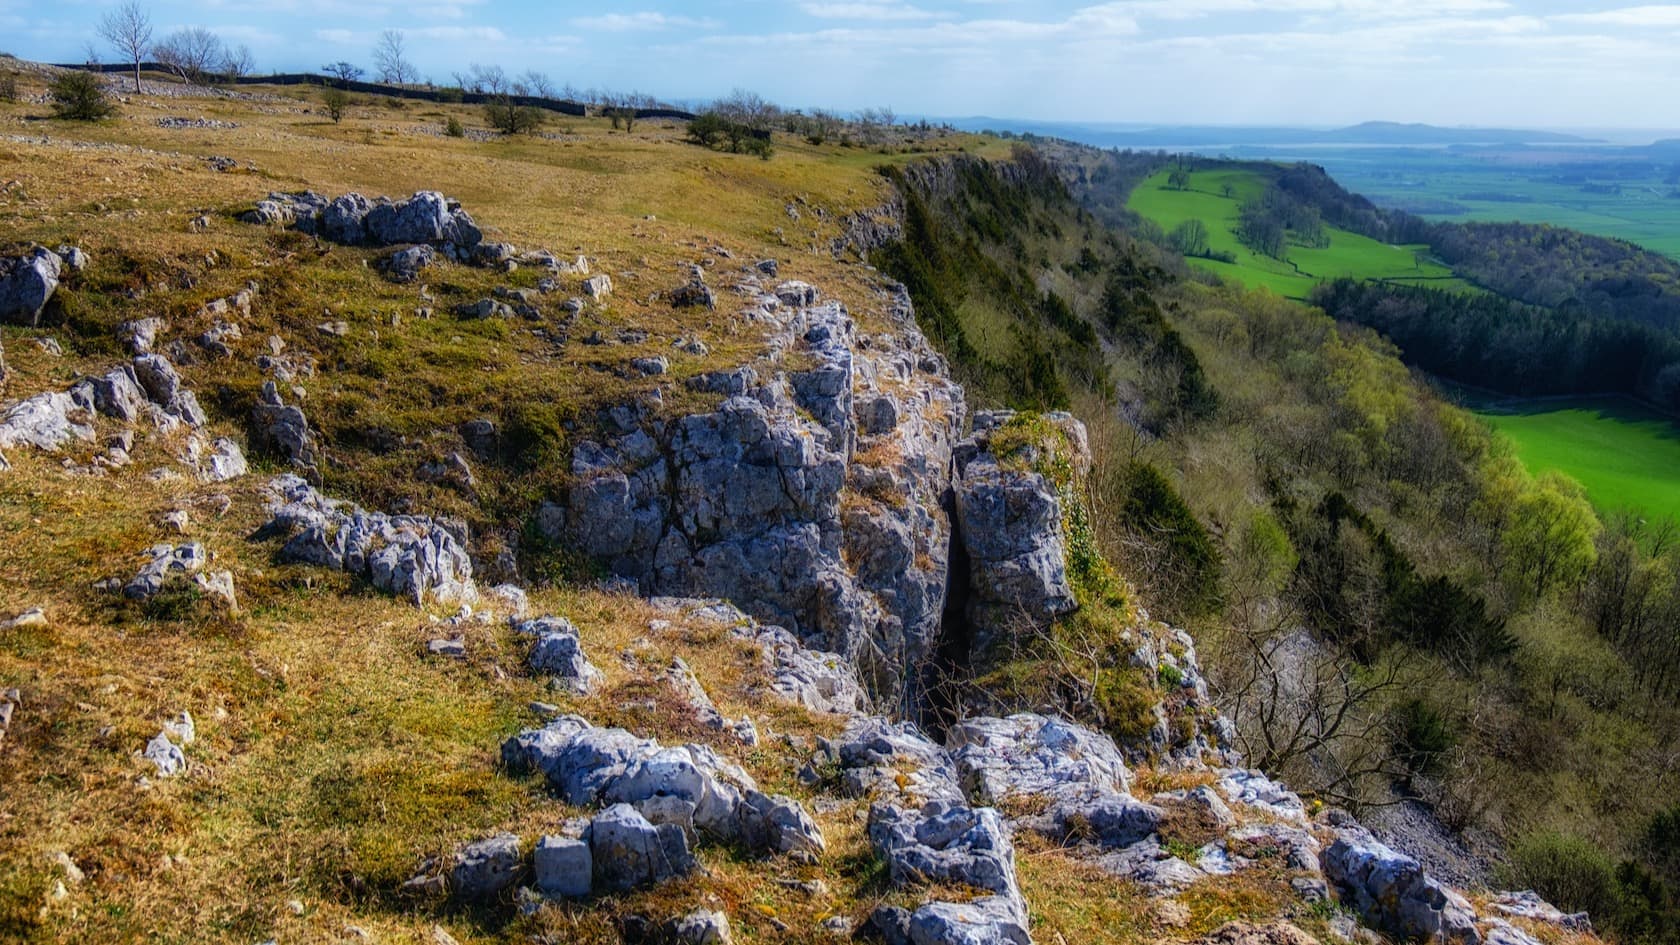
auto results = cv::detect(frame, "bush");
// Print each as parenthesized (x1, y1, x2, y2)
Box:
(49, 71, 116, 121)
(484, 98, 543, 135)
(1392, 698, 1457, 775)
(0, 71, 17, 104)
(436, 86, 464, 104)
(444, 116, 465, 138)
(322, 87, 349, 123)
(1502, 832, 1621, 921)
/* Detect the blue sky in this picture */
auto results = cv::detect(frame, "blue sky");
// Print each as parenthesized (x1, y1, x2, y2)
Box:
(4, 1, 1679, 128)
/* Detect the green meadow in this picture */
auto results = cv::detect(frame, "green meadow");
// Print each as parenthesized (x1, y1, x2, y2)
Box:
(1478, 396, 1680, 525)
(1127, 168, 1471, 298)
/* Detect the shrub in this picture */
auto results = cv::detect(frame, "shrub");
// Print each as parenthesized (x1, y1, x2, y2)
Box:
(1392, 698, 1456, 775)
(444, 116, 464, 138)
(0, 71, 17, 104)
(1117, 462, 1223, 618)
(436, 86, 464, 104)
(1502, 832, 1620, 921)
(322, 87, 349, 123)
(48, 71, 116, 121)
(484, 98, 543, 135)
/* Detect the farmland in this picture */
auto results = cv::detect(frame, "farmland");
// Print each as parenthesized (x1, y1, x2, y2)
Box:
(1476, 395, 1680, 525)
(1127, 168, 1470, 298)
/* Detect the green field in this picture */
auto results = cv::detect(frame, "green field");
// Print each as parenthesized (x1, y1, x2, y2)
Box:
(1127, 169, 1472, 298)
(1288, 148, 1680, 261)
(1476, 396, 1680, 525)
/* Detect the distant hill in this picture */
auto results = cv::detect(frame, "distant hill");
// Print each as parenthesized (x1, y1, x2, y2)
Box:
(946, 117, 1598, 149)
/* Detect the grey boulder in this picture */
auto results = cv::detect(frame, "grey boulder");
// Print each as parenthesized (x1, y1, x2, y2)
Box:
(1320, 819, 1481, 944)
(451, 833, 523, 901)
(588, 803, 695, 892)
(0, 248, 63, 326)
(533, 835, 591, 899)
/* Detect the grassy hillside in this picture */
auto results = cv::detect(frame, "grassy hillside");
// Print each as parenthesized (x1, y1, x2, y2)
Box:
(0, 70, 1352, 945)
(1127, 168, 1470, 298)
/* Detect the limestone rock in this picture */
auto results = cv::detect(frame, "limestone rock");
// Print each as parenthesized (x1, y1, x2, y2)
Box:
(664, 910, 732, 944)
(521, 617, 605, 694)
(321, 193, 374, 244)
(0, 391, 94, 452)
(194, 570, 238, 611)
(533, 835, 591, 899)
(588, 803, 695, 892)
(867, 801, 1029, 945)
(0, 247, 63, 326)
(1489, 890, 1592, 932)
(582, 274, 613, 299)
(946, 713, 1131, 804)
(200, 438, 249, 483)
(451, 833, 523, 901)
(953, 437, 1077, 654)
(1195, 922, 1320, 945)
(380, 245, 436, 284)
(257, 475, 476, 606)
(1095, 835, 1204, 895)
(366, 192, 450, 246)
(828, 717, 965, 805)
(120, 318, 167, 355)
(1320, 818, 1481, 944)
(144, 733, 186, 777)
(123, 543, 208, 600)
(736, 790, 826, 860)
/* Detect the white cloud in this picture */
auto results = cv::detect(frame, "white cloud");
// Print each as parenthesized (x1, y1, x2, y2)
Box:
(572, 11, 720, 31)
(1552, 5, 1680, 28)
(800, 2, 945, 20)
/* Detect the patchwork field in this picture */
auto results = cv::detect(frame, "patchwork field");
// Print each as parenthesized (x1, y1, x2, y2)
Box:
(1127, 169, 1470, 298)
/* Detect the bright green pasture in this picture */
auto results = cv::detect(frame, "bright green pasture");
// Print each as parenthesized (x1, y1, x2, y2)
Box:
(1127, 169, 1469, 298)
(1479, 397, 1680, 525)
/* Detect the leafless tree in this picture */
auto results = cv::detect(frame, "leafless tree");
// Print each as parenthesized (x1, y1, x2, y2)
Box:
(153, 28, 225, 85)
(372, 30, 415, 86)
(465, 63, 508, 95)
(519, 70, 553, 99)
(222, 44, 255, 80)
(82, 42, 102, 67)
(97, 0, 153, 93)
(715, 88, 777, 130)
(323, 61, 364, 86)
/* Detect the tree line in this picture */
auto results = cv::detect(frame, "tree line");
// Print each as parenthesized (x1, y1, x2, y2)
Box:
(1312, 279, 1680, 412)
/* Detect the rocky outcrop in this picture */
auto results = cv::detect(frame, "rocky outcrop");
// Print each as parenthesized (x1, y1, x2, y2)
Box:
(500, 715, 823, 864)
(1320, 815, 1482, 944)
(251, 381, 317, 470)
(0, 353, 208, 461)
(867, 802, 1031, 945)
(254, 475, 477, 606)
(516, 616, 605, 694)
(546, 275, 963, 709)
(0, 247, 62, 326)
(951, 412, 1083, 655)
(241, 190, 484, 258)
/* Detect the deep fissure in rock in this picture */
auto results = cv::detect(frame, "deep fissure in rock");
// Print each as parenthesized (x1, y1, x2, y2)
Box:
(920, 494, 975, 737)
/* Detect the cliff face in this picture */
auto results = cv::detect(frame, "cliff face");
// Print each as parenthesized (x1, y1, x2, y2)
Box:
(539, 272, 965, 712)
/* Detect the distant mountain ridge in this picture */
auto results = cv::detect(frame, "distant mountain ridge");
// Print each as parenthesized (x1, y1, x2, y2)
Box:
(946, 117, 1599, 148)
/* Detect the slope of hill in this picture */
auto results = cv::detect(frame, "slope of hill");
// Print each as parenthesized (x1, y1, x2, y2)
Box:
(0, 62, 1633, 945)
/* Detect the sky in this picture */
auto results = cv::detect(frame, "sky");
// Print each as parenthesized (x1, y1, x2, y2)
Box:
(4, 1, 1680, 129)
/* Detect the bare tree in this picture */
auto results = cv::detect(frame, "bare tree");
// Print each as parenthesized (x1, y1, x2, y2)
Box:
(519, 70, 554, 99)
(372, 30, 415, 86)
(82, 42, 102, 67)
(98, 0, 153, 93)
(714, 88, 777, 131)
(323, 61, 364, 87)
(222, 44, 255, 80)
(153, 27, 225, 85)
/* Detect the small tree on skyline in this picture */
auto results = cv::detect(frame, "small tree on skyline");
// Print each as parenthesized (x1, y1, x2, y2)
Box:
(97, 0, 153, 93)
